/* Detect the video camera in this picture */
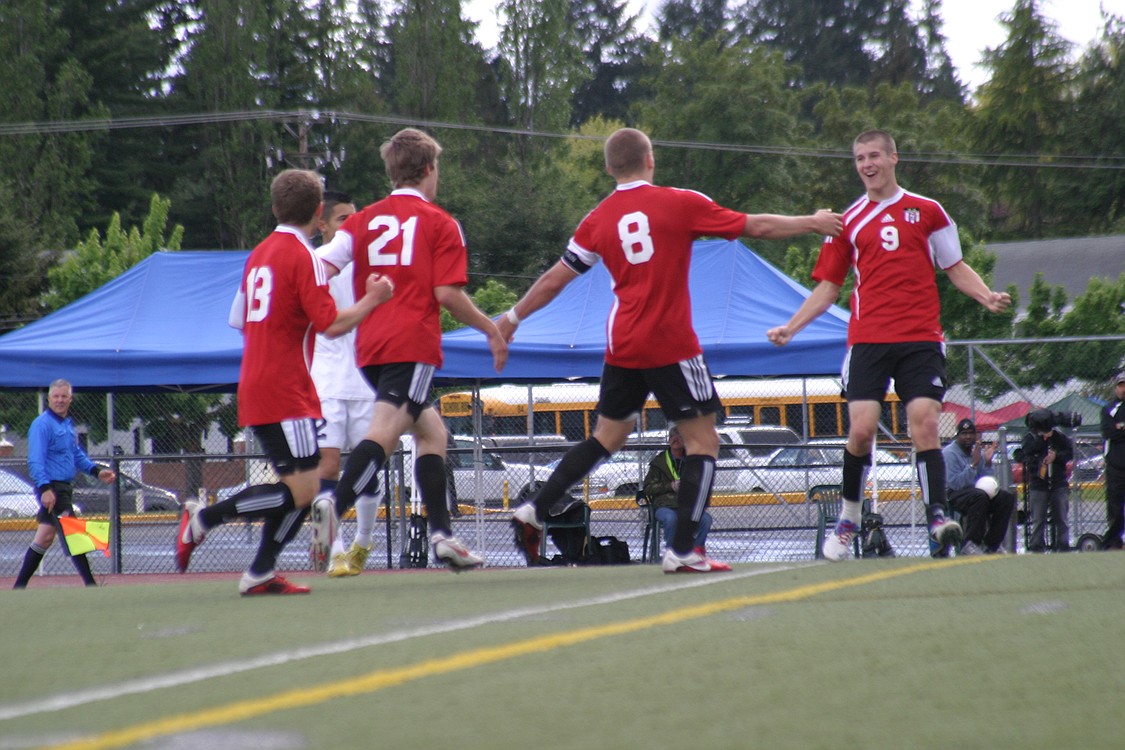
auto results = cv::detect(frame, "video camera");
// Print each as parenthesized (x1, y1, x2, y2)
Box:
(1024, 408, 1082, 432)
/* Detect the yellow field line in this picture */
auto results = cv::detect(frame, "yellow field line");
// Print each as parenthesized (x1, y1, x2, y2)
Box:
(38, 557, 991, 750)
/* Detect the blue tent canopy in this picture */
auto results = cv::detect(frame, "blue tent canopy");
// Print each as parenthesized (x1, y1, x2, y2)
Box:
(437, 239, 850, 382)
(0, 241, 849, 391)
(0, 251, 248, 391)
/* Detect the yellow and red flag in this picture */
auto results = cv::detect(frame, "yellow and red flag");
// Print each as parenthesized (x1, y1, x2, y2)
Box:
(57, 516, 111, 557)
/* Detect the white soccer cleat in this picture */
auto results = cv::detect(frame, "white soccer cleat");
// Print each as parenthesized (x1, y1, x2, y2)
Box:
(822, 518, 859, 562)
(432, 531, 484, 571)
(309, 495, 338, 573)
(661, 547, 732, 573)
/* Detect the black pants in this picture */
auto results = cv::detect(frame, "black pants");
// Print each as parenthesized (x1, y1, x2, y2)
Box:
(1105, 464, 1125, 549)
(948, 487, 1016, 550)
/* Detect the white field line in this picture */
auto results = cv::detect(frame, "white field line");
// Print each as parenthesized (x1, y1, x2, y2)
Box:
(0, 564, 802, 722)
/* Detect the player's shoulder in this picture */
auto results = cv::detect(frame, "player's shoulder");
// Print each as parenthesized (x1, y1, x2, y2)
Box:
(898, 188, 946, 211)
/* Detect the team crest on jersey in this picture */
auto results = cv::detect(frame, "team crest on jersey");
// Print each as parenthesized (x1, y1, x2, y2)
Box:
(903, 208, 921, 224)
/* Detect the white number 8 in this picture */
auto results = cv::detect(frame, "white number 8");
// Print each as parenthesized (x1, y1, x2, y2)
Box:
(618, 211, 654, 264)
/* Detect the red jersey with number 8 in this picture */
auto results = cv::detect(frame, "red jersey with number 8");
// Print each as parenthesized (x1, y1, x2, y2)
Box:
(564, 181, 746, 369)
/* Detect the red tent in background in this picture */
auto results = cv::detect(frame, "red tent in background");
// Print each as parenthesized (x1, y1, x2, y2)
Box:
(942, 400, 1032, 432)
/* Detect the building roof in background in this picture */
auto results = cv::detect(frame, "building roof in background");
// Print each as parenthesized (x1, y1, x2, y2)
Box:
(988, 235, 1125, 308)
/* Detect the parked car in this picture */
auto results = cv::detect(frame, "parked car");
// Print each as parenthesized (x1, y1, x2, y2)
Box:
(0, 467, 39, 518)
(716, 424, 802, 466)
(70, 472, 180, 514)
(1072, 453, 1104, 483)
(735, 441, 915, 495)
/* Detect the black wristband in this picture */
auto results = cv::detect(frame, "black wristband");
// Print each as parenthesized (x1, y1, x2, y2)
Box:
(38, 484, 53, 494)
(89, 466, 103, 477)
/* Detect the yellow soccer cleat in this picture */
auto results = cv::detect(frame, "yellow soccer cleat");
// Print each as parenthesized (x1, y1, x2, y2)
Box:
(345, 542, 371, 573)
(326, 551, 354, 578)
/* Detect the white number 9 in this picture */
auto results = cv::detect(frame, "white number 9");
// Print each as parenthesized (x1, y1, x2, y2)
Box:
(880, 226, 900, 251)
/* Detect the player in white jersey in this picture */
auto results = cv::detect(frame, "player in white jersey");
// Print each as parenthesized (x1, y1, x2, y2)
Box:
(308, 191, 384, 576)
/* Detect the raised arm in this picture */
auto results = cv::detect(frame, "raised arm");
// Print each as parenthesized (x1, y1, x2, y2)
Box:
(743, 209, 842, 241)
(323, 273, 394, 338)
(496, 260, 580, 343)
(766, 280, 842, 347)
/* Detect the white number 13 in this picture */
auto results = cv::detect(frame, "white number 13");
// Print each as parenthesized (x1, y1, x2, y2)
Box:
(617, 211, 654, 264)
(367, 215, 418, 266)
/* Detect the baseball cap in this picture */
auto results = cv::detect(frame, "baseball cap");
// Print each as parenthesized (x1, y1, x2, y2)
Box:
(1115, 371, 1125, 384)
(956, 418, 976, 434)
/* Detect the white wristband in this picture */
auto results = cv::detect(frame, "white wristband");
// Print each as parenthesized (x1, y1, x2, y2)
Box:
(505, 308, 522, 326)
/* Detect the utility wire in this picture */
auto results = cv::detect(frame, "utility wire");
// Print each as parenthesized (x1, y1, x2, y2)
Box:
(2, 109, 1124, 170)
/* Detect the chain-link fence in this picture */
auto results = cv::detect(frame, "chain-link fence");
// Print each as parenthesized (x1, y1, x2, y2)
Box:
(1, 335, 1120, 577)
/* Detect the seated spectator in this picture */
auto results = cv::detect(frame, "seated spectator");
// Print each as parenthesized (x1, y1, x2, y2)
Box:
(943, 419, 1016, 555)
(643, 425, 713, 554)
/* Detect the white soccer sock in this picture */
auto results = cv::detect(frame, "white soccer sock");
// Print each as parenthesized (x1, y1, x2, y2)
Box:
(840, 499, 863, 526)
(354, 493, 378, 549)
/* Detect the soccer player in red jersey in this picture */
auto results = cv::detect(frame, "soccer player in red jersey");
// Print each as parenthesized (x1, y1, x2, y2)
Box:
(317, 128, 507, 571)
(175, 169, 393, 595)
(768, 129, 1011, 561)
(501, 127, 841, 573)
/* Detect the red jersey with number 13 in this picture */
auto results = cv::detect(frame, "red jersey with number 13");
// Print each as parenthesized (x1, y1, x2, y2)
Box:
(234, 226, 338, 426)
(812, 188, 963, 345)
(565, 181, 746, 369)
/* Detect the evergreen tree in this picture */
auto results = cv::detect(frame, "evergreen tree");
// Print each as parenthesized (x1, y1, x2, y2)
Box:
(1059, 11, 1125, 233)
(0, 0, 101, 322)
(568, 0, 654, 126)
(970, 0, 1072, 238)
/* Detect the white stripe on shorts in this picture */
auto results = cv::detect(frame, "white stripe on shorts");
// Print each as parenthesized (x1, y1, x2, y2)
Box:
(679, 355, 715, 402)
(408, 364, 435, 404)
(280, 418, 319, 459)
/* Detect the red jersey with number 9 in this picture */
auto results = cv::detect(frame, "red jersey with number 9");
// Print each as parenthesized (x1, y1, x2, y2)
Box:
(319, 188, 469, 369)
(812, 188, 963, 345)
(235, 226, 338, 425)
(565, 181, 746, 368)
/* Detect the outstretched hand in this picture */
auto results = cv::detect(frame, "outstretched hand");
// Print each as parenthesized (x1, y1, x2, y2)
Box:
(496, 315, 518, 343)
(487, 329, 509, 373)
(812, 209, 843, 237)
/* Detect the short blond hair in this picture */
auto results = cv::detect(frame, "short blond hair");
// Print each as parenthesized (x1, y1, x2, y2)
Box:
(604, 128, 651, 177)
(380, 128, 442, 187)
(853, 129, 896, 155)
(271, 169, 323, 225)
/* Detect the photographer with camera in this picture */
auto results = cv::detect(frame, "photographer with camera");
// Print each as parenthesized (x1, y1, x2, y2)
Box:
(943, 419, 1016, 555)
(1100, 372, 1125, 550)
(1021, 409, 1077, 553)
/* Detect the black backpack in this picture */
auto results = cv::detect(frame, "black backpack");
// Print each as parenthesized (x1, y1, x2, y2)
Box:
(860, 511, 895, 558)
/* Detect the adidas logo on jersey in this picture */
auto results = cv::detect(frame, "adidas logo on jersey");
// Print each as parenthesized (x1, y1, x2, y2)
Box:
(881, 214, 894, 223)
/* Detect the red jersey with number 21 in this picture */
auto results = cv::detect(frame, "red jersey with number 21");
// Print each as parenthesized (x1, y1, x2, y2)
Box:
(565, 181, 746, 369)
(234, 226, 338, 426)
(319, 189, 468, 369)
(812, 188, 963, 345)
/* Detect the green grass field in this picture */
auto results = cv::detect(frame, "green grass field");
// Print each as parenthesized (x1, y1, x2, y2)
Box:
(2, 554, 1122, 750)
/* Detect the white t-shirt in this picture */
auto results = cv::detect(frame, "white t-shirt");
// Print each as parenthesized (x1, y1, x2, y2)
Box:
(310, 264, 375, 401)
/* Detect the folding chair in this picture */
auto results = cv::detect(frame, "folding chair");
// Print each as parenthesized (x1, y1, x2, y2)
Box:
(810, 484, 862, 559)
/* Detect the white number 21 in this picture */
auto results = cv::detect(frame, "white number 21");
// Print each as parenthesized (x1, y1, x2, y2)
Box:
(367, 215, 418, 266)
